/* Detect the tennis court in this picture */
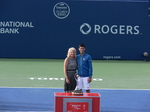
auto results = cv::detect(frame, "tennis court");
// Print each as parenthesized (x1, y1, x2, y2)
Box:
(0, 59, 150, 112)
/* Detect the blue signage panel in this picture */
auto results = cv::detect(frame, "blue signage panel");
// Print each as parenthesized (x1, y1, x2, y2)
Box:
(0, 0, 150, 60)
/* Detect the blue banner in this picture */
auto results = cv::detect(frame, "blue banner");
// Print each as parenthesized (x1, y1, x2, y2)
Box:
(0, 0, 150, 60)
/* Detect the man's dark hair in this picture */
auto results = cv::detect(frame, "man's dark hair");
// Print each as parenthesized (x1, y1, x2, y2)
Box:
(79, 44, 85, 48)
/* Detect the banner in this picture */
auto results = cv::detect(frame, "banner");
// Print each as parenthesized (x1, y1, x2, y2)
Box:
(0, 0, 150, 60)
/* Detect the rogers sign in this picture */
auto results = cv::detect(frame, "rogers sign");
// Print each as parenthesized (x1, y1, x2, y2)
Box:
(80, 23, 140, 35)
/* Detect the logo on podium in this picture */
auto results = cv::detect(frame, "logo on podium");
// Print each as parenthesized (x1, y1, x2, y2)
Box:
(63, 98, 92, 112)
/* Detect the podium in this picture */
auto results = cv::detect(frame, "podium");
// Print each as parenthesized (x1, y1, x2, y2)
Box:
(54, 92, 100, 112)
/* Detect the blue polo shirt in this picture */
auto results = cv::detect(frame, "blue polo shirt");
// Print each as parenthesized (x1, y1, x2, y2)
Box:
(77, 53, 93, 77)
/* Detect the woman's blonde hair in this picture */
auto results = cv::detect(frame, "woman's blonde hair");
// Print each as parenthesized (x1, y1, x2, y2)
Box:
(67, 47, 76, 58)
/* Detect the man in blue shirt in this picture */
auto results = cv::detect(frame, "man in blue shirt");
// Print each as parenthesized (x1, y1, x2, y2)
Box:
(77, 44, 93, 93)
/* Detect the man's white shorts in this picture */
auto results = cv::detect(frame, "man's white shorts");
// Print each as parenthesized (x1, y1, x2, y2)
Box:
(77, 77, 90, 90)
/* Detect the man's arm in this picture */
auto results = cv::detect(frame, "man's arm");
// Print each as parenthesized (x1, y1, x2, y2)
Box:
(88, 55, 93, 83)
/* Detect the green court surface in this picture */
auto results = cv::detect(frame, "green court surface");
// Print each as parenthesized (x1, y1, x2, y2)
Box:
(0, 58, 150, 89)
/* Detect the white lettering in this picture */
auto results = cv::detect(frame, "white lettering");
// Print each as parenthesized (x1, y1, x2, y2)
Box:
(0, 21, 34, 34)
(103, 56, 121, 59)
(126, 25, 133, 34)
(0, 21, 34, 27)
(101, 25, 109, 34)
(119, 25, 125, 34)
(93, 24, 140, 35)
(134, 26, 140, 35)
(94, 25, 101, 33)
(111, 25, 118, 34)
(0, 28, 19, 34)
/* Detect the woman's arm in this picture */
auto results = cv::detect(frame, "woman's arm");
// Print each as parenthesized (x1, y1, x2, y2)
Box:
(64, 58, 70, 84)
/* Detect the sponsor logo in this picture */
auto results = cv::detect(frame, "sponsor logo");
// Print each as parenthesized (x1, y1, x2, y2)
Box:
(80, 23, 140, 35)
(0, 21, 34, 34)
(53, 2, 70, 19)
(80, 23, 91, 35)
(103, 56, 121, 59)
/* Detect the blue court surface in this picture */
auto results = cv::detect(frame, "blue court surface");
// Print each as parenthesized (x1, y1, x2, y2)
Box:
(0, 88, 150, 112)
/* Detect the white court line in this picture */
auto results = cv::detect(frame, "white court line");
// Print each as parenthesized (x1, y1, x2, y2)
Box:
(0, 87, 150, 91)
(28, 77, 103, 81)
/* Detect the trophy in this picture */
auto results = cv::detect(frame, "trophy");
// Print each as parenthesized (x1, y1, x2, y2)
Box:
(72, 73, 83, 95)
